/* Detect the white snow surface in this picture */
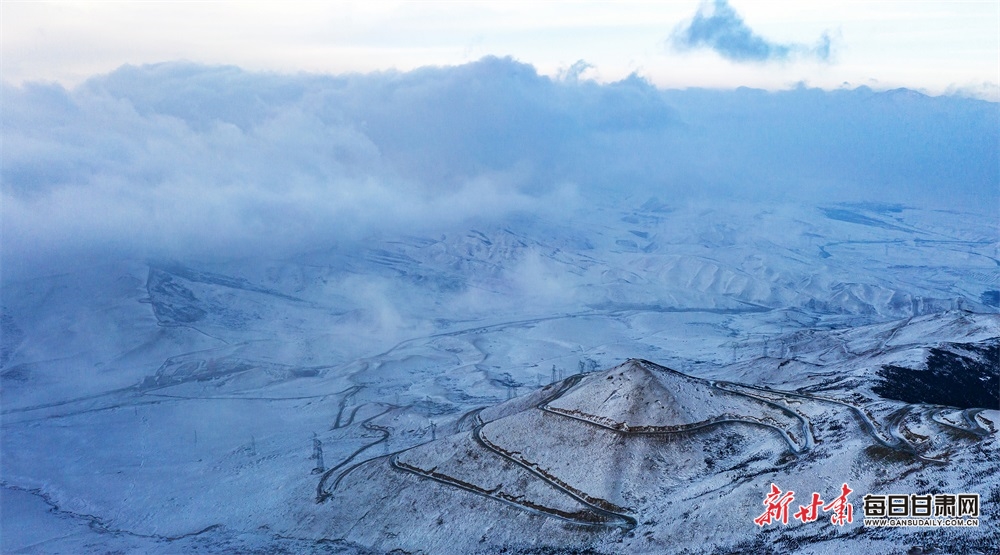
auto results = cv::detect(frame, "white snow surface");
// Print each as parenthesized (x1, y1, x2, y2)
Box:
(2, 200, 998, 553)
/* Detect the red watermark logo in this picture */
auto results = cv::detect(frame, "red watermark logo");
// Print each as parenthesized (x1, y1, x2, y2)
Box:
(754, 483, 853, 527)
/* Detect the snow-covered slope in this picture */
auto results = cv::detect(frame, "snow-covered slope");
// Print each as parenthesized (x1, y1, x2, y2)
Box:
(2, 201, 998, 554)
(313, 343, 997, 554)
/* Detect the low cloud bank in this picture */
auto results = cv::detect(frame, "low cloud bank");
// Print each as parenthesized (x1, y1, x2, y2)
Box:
(3, 57, 996, 275)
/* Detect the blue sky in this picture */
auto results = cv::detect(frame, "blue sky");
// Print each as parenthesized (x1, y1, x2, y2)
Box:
(3, 1, 998, 99)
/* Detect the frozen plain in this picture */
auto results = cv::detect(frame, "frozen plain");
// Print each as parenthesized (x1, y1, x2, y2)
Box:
(2, 198, 998, 554)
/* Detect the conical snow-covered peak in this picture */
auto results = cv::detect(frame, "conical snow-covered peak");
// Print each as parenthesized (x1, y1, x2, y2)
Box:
(544, 359, 804, 444)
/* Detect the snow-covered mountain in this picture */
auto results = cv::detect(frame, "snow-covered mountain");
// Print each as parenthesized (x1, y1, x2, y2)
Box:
(3, 58, 998, 553)
(315, 345, 997, 554)
(2, 197, 997, 553)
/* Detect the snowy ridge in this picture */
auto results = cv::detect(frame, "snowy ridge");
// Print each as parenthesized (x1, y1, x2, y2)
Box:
(543, 360, 808, 451)
(313, 335, 997, 553)
(2, 201, 998, 553)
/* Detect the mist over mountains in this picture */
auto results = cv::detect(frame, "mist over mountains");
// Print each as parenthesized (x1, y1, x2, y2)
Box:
(4, 56, 996, 274)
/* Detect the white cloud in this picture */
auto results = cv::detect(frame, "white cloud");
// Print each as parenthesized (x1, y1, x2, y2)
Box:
(2, 58, 996, 278)
(2, 2, 996, 98)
